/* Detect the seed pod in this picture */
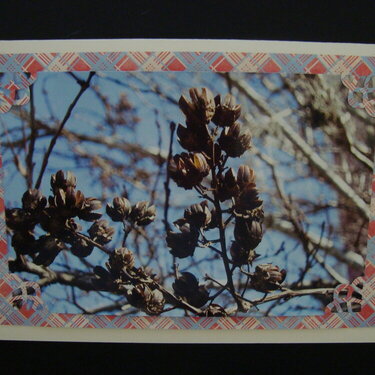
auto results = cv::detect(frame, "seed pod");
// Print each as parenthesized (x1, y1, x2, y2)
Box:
(126, 284, 152, 309)
(130, 201, 156, 226)
(70, 236, 94, 258)
(88, 219, 115, 245)
(199, 303, 228, 317)
(34, 235, 64, 266)
(212, 93, 241, 127)
(173, 272, 199, 297)
(251, 264, 287, 292)
(107, 247, 135, 277)
(5, 208, 36, 231)
(237, 165, 256, 188)
(144, 289, 165, 315)
(234, 218, 263, 250)
(177, 123, 212, 153)
(39, 209, 66, 235)
(234, 185, 264, 219)
(11, 231, 36, 255)
(187, 285, 210, 308)
(166, 223, 199, 258)
(50, 170, 77, 194)
(216, 168, 240, 202)
(218, 122, 252, 157)
(179, 87, 215, 125)
(93, 266, 113, 290)
(106, 197, 132, 222)
(230, 241, 260, 266)
(184, 201, 211, 229)
(22, 189, 47, 212)
(78, 197, 102, 221)
(169, 152, 210, 190)
(51, 187, 85, 218)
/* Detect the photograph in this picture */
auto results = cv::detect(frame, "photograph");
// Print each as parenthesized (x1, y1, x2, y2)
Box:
(1, 70, 373, 317)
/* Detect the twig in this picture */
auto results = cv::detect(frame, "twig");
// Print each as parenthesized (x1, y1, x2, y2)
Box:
(25, 83, 37, 188)
(35, 72, 95, 189)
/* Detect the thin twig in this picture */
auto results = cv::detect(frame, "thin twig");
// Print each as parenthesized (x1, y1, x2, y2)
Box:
(35, 72, 95, 189)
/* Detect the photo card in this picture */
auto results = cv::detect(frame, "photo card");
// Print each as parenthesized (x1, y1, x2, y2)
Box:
(0, 40, 374, 334)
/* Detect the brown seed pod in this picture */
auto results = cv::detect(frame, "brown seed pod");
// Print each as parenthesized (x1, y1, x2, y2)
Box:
(107, 247, 135, 277)
(88, 219, 115, 245)
(50, 170, 77, 194)
(106, 197, 132, 222)
(184, 201, 212, 229)
(70, 236, 94, 258)
(176, 123, 212, 153)
(234, 218, 263, 250)
(199, 303, 228, 317)
(169, 152, 210, 189)
(22, 189, 47, 212)
(230, 241, 260, 266)
(130, 201, 156, 226)
(34, 235, 64, 266)
(216, 168, 240, 202)
(5, 208, 36, 231)
(218, 122, 252, 157)
(144, 289, 165, 315)
(11, 231, 36, 255)
(212, 93, 241, 127)
(179, 87, 215, 125)
(166, 223, 199, 258)
(251, 264, 287, 292)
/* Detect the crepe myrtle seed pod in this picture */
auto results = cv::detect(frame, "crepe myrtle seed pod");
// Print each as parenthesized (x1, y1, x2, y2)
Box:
(70, 236, 94, 258)
(166, 223, 199, 258)
(234, 218, 263, 250)
(176, 122, 212, 153)
(21, 189, 47, 212)
(88, 219, 115, 245)
(169, 152, 210, 190)
(137, 266, 160, 282)
(39, 209, 66, 235)
(212, 93, 241, 127)
(5, 208, 37, 231)
(126, 283, 152, 309)
(50, 170, 77, 194)
(251, 264, 287, 293)
(205, 207, 220, 230)
(172, 272, 199, 297)
(93, 266, 114, 289)
(107, 247, 135, 277)
(106, 197, 132, 222)
(34, 235, 64, 266)
(235, 187, 264, 221)
(218, 122, 252, 158)
(230, 241, 260, 266)
(130, 201, 156, 226)
(144, 289, 165, 315)
(186, 285, 210, 308)
(184, 201, 212, 229)
(51, 187, 85, 218)
(77, 197, 102, 222)
(179, 87, 215, 125)
(11, 231, 36, 255)
(216, 168, 240, 202)
(237, 165, 256, 188)
(199, 303, 228, 317)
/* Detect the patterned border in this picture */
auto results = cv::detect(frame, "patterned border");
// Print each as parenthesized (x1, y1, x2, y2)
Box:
(0, 50, 374, 330)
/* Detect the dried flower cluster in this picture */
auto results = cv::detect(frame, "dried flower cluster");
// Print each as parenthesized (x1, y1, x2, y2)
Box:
(6, 87, 288, 317)
(166, 87, 287, 315)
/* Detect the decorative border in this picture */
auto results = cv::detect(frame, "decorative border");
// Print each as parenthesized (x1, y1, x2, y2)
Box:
(0, 50, 374, 330)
